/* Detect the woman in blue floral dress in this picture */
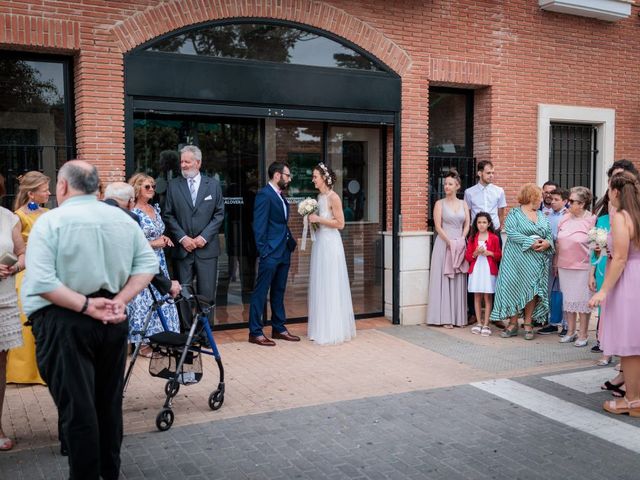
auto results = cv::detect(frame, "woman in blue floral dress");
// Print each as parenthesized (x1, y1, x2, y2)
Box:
(127, 173, 180, 356)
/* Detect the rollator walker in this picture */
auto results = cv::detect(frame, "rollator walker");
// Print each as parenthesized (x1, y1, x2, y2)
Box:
(124, 284, 225, 431)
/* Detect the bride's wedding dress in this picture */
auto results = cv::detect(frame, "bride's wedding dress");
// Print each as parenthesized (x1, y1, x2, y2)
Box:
(307, 192, 356, 345)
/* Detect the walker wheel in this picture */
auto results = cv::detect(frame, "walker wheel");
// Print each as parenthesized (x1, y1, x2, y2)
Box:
(208, 390, 224, 410)
(165, 380, 180, 397)
(156, 408, 174, 431)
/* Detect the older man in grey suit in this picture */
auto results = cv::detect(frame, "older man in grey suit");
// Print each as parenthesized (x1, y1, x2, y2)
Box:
(163, 145, 225, 305)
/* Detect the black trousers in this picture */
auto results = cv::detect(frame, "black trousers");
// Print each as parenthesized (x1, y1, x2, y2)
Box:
(31, 305, 128, 480)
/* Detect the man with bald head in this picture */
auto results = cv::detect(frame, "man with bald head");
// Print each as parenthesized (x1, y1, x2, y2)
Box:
(22, 161, 159, 480)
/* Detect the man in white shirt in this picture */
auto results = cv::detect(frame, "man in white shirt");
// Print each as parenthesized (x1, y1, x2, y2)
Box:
(464, 160, 507, 231)
(464, 160, 507, 327)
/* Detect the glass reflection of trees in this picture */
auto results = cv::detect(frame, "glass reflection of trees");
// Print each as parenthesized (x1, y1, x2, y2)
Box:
(0, 59, 63, 111)
(146, 23, 382, 71)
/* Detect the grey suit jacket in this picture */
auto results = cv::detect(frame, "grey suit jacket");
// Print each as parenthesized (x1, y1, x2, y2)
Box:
(163, 174, 225, 260)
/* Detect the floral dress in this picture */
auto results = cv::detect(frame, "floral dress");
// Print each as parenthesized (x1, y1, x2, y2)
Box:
(127, 204, 180, 343)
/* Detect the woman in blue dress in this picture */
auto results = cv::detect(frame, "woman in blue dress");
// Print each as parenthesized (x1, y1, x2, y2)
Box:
(127, 173, 180, 356)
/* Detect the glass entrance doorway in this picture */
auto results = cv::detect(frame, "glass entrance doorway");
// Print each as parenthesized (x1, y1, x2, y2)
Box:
(133, 111, 384, 327)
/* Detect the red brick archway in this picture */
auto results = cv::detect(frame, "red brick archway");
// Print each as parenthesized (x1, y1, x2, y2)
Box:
(109, 0, 411, 74)
(71, 0, 411, 182)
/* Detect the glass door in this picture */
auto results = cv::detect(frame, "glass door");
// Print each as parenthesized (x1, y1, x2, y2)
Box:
(133, 112, 260, 326)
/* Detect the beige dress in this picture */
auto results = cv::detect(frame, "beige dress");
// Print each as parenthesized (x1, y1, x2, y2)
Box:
(426, 200, 468, 326)
(0, 207, 22, 351)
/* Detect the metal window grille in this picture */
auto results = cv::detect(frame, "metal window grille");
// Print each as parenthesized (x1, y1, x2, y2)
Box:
(0, 144, 75, 209)
(549, 123, 597, 193)
(428, 156, 476, 228)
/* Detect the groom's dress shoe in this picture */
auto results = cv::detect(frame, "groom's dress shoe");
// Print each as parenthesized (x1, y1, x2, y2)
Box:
(248, 335, 276, 347)
(272, 330, 300, 342)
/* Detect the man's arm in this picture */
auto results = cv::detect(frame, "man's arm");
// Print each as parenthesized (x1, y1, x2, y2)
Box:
(498, 207, 506, 229)
(162, 181, 187, 242)
(198, 180, 225, 244)
(252, 190, 270, 258)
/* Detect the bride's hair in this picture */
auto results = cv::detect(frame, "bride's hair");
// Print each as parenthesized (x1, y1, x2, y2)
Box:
(314, 162, 337, 188)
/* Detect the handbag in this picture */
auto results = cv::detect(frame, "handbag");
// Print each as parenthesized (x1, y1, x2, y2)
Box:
(549, 276, 563, 325)
(0, 251, 17, 267)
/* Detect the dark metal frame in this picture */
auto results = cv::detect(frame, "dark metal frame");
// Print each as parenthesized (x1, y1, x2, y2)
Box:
(427, 87, 475, 228)
(548, 123, 598, 194)
(0, 50, 76, 158)
(124, 18, 402, 325)
(0, 51, 76, 208)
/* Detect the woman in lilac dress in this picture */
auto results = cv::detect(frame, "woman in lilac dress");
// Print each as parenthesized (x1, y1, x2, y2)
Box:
(589, 172, 640, 417)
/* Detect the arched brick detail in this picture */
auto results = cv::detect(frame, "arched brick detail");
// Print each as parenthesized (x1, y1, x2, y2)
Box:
(108, 0, 411, 75)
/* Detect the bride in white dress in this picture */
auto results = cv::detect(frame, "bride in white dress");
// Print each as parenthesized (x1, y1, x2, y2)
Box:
(307, 163, 356, 345)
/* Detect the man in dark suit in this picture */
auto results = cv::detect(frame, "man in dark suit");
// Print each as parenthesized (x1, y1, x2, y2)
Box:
(163, 145, 225, 305)
(248, 162, 300, 346)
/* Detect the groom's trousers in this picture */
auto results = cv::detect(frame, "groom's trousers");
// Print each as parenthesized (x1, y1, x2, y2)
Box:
(249, 252, 291, 337)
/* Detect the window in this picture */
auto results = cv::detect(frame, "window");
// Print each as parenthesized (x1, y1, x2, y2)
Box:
(145, 22, 383, 72)
(0, 54, 74, 208)
(549, 123, 597, 192)
(428, 88, 475, 226)
(537, 104, 614, 200)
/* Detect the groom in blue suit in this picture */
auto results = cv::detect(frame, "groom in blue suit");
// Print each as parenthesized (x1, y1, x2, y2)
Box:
(248, 162, 300, 346)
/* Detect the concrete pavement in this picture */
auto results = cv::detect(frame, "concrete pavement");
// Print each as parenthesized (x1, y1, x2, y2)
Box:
(2, 320, 638, 479)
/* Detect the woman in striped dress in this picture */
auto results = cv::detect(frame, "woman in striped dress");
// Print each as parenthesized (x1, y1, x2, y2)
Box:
(490, 184, 554, 340)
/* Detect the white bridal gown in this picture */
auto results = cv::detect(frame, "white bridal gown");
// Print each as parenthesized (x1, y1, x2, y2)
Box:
(307, 192, 356, 345)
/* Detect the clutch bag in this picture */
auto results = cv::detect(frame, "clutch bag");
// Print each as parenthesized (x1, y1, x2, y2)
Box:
(0, 252, 18, 267)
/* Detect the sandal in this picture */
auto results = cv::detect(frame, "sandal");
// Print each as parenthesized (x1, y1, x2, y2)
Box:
(0, 437, 14, 451)
(596, 357, 612, 366)
(480, 326, 492, 337)
(443, 324, 454, 329)
(601, 381, 626, 398)
(603, 397, 640, 417)
(500, 325, 519, 338)
(523, 323, 534, 341)
(471, 325, 482, 335)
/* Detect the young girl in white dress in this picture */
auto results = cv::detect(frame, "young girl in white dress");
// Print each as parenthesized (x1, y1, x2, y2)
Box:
(306, 163, 356, 345)
(465, 212, 502, 336)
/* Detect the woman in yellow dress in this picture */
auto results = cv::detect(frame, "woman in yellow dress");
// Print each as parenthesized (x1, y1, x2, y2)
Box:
(6, 171, 50, 385)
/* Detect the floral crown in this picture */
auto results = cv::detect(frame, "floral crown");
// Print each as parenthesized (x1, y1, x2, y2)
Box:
(317, 162, 333, 186)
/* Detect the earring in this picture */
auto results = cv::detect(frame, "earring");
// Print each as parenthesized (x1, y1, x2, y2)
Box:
(27, 201, 39, 211)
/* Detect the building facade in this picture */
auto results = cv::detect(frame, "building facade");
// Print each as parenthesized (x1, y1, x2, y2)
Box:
(1, 0, 638, 327)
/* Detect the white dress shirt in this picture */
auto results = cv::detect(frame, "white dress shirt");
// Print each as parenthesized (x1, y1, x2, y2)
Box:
(464, 182, 507, 229)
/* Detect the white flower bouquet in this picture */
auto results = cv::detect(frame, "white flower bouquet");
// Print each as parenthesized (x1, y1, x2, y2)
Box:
(588, 227, 608, 262)
(298, 197, 318, 250)
(298, 197, 318, 217)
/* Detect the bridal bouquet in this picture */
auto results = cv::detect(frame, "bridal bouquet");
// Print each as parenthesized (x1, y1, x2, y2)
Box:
(588, 227, 608, 262)
(298, 197, 318, 251)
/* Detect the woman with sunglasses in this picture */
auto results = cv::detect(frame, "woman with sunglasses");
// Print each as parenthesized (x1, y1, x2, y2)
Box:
(126, 173, 180, 357)
(554, 186, 596, 347)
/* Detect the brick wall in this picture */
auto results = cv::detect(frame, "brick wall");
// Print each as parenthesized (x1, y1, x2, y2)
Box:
(1, 0, 639, 231)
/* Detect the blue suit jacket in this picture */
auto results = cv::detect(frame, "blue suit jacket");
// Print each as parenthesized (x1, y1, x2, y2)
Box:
(253, 185, 297, 260)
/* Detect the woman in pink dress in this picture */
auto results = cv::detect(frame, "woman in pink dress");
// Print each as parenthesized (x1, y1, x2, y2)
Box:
(554, 187, 596, 347)
(589, 172, 640, 417)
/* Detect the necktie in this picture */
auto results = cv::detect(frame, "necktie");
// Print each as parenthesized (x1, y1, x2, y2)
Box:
(188, 178, 196, 206)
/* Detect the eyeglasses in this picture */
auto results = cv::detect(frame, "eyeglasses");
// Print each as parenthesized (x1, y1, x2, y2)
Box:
(568, 199, 582, 204)
(143, 184, 156, 191)
(282, 172, 292, 180)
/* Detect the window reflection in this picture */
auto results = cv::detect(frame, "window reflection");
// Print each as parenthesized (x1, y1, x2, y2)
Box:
(0, 57, 72, 208)
(146, 23, 383, 72)
(428, 92, 469, 156)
